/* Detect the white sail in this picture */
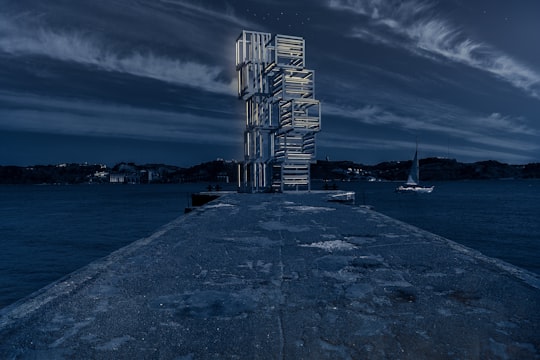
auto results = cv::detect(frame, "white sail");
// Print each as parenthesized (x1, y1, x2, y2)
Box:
(405, 149, 419, 186)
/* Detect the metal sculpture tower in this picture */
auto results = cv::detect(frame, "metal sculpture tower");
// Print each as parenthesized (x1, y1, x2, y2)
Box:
(236, 30, 321, 192)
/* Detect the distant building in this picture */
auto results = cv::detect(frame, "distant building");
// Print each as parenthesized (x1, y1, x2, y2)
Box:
(94, 171, 109, 179)
(110, 172, 142, 184)
(140, 169, 160, 183)
(109, 173, 126, 184)
(217, 172, 230, 183)
(125, 174, 140, 184)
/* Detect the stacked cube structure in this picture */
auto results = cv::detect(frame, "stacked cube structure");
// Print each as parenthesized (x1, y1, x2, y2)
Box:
(236, 30, 321, 192)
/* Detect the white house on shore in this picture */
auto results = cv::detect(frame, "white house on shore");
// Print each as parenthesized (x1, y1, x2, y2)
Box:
(109, 173, 125, 183)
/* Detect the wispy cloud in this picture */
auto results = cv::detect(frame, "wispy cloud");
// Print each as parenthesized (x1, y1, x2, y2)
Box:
(325, 101, 539, 136)
(318, 132, 536, 164)
(323, 101, 539, 153)
(0, 15, 236, 95)
(477, 112, 537, 136)
(327, 0, 540, 99)
(0, 91, 241, 144)
(158, 0, 255, 28)
(325, 103, 461, 135)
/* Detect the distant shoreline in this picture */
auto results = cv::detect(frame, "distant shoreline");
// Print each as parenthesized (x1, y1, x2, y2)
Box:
(1, 158, 539, 185)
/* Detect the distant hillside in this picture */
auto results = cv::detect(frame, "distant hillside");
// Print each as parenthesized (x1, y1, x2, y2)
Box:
(0, 163, 106, 185)
(311, 158, 540, 181)
(0, 160, 239, 185)
(1, 158, 539, 184)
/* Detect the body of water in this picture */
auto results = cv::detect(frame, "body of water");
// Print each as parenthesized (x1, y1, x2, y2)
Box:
(1, 180, 539, 309)
(337, 179, 540, 275)
(0, 183, 226, 309)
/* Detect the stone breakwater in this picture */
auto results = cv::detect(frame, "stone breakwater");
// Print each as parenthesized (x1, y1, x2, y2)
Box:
(1, 192, 539, 359)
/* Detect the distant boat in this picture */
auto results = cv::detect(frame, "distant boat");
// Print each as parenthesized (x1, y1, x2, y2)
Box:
(395, 143, 434, 193)
(327, 191, 355, 204)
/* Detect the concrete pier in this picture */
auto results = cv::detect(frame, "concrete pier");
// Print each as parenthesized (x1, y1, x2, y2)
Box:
(1, 192, 539, 359)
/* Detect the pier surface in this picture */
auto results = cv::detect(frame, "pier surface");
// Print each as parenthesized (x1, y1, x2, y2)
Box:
(1, 192, 539, 359)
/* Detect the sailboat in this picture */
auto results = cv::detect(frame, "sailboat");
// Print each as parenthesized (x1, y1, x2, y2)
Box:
(395, 143, 434, 193)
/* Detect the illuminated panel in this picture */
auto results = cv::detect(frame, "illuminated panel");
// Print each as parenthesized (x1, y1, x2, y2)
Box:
(236, 30, 321, 192)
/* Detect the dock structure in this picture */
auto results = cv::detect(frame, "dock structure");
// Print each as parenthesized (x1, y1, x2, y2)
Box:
(236, 31, 321, 192)
(1, 192, 539, 359)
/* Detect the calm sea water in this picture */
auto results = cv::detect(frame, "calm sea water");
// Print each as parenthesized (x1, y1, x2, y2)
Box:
(0, 183, 229, 309)
(1, 180, 539, 309)
(337, 179, 540, 275)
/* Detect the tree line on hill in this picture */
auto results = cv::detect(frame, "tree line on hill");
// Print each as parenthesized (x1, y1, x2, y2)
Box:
(0, 160, 239, 185)
(0, 158, 539, 185)
(312, 158, 540, 182)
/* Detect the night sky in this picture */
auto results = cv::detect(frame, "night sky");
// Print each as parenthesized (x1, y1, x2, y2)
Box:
(1, 0, 539, 166)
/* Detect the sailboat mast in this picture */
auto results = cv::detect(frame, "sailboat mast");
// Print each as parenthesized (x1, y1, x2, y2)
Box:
(415, 139, 419, 183)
